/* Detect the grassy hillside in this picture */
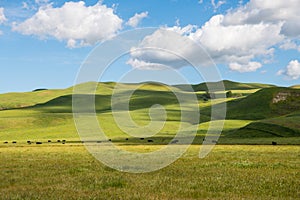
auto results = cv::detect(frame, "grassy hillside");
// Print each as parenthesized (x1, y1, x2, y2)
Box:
(291, 84, 300, 89)
(225, 111, 300, 138)
(0, 89, 72, 110)
(0, 80, 275, 110)
(175, 80, 275, 92)
(213, 87, 300, 120)
(0, 81, 299, 143)
(0, 82, 181, 111)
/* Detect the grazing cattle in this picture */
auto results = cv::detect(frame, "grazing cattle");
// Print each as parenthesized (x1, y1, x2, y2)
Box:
(36, 142, 42, 144)
(62, 140, 66, 143)
(12, 141, 17, 144)
(147, 139, 153, 143)
(57, 140, 61, 142)
(272, 141, 277, 145)
(48, 140, 51, 143)
(108, 139, 112, 142)
(125, 138, 129, 141)
(4, 141, 8, 144)
(140, 138, 144, 140)
(171, 139, 179, 144)
(27, 141, 31, 144)
(212, 140, 218, 144)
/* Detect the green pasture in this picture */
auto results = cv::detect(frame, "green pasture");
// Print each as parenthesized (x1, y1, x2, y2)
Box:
(0, 145, 299, 199)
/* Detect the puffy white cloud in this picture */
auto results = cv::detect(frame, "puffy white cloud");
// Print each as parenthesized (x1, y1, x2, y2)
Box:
(127, 29, 202, 69)
(127, 15, 282, 71)
(127, 0, 300, 72)
(223, 0, 300, 24)
(196, 15, 283, 57)
(0, 7, 6, 24)
(277, 60, 300, 80)
(223, 0, 300, 37)
(229, 62, 262, 72)
(126, 11, 148, 28)
(13, 1, 123, 47)
(126, 58, 170, 70)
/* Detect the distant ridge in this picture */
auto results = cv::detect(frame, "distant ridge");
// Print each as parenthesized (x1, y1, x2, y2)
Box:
(291, 85, 300, 89)
(174, 80, 276, 91)
(0, 80, 287, 111)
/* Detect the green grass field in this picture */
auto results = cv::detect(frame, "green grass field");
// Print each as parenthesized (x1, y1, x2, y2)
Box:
(0, 144, 299, 199)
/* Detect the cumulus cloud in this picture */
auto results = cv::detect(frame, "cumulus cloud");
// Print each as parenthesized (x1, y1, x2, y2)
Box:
(127, 15, 282, 71)
(127, 29, 203, 70)
(126, 58, 170, 70)
(0, 7, 6, 24)
(197, 15, 282, 58)
(126, 11, 148, 28)
(222, 0, 300, 37)
(229, 62, 262, 72)
(13, 1, 123, 47)
(223, 0, 299, 24)
(127, 0, 300, 72)
(277, 60, 300, 80)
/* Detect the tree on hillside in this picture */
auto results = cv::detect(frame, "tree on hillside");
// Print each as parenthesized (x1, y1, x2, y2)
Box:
(226, 90, 233, 98)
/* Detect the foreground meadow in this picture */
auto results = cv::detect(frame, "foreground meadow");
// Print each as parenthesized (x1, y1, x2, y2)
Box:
(0, 144, 299, 199)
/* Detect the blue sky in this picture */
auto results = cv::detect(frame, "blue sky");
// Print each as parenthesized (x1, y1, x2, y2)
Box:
(0, 0, 299, 93)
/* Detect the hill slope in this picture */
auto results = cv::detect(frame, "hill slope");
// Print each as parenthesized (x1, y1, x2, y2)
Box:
(291, 85, 300, 89)
(0, 81, 299, 143)
(0, 80, 276, 110)
(226, 112, 300, 138)
(175, 80, 275, 92)
(225, 87, 300, 119)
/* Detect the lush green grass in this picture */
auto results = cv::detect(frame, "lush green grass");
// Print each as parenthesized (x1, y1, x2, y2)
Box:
(0, 144, 299, 200)
(175, 80, 275, 92)
(200, 87, 300, 120)
(0, 88, 73, 110)
(223, 113, 300, 140)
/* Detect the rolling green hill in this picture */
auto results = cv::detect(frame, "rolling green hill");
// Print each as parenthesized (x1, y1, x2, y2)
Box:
(226, 113, 300, 138)
(221, 87, 300, 120)
(0, 80, 275, 111)
(175, 80, 275, 92)
(0, 81, 299, 143)
(200, 87, 300, 121)
(291, 84, 300, 89)
(0, 88, 72, 110)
